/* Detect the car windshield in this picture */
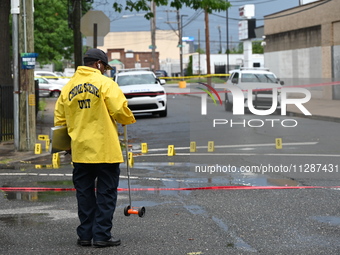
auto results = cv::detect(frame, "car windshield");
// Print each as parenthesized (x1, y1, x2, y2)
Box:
(117, 74, 156, 86)
(241, 73, 277, 83)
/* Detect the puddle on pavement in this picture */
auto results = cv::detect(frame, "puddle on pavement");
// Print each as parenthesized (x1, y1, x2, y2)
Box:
(123, 162, 300, 187)
(185, 205, 206, 215)
(2, 190, 74, 202)
(2, 154, 72, 171)
(1, 180, 74, 201)
(121, 161, 300, 191)
(311, 216, 340, 226)
(0, 213, 49, 226)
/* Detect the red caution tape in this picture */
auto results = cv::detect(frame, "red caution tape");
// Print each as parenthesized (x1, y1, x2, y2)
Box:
(1, 185, 340, 192)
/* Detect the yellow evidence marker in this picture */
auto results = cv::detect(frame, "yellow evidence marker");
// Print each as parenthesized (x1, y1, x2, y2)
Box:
(168, 145, 176, 156)
(141, 143, 148, 153)
(208, 141, 215, 152)
(128, 152, 134, 167)
(38, 135, 50, 152)
(275, 138, 283, 149)
(190, 141, 197, 152)
(34, 143, 42, 154)
(52, 153, 60, 168)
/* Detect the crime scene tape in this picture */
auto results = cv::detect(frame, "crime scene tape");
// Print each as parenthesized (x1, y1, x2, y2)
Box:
(1, 185, 340, 192)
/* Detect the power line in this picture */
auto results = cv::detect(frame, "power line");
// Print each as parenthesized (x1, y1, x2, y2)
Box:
(213, 0, 332, 21)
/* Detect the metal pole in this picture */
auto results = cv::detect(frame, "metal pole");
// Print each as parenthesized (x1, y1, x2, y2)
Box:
(176, 11, 182, 78)
(180, 14, 188, 77)
(93, 23, 97, 48)
(204, 9, 211, 86)
(150, 0, 156, 71)
(23, 0, 30, 148)
(226, 7, 229, 74)
(218, 25, 222, 53)
(11, 0, 20, 150)
(198, 29, 201, 75)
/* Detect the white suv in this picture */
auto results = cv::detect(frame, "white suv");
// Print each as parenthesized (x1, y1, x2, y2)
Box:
(114, 69, 167, 117)
(34, 71, 70, 86)
(225, 68, 284, 113)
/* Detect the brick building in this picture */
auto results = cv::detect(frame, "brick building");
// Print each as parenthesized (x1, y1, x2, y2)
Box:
(263, 0, 340, 100)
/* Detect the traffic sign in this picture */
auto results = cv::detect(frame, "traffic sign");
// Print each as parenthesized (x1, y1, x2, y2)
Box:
(81, 10, 110, 37)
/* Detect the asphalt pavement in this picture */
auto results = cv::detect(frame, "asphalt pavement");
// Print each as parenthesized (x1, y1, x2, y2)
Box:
(1, 82, 340, 254)
(1, 82, 340, 162)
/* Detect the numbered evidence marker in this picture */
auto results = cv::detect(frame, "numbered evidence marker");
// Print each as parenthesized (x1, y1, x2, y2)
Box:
(208, 141, 215, 152)
(190, 141, 197, 152)
(34, 143, 42, 154)
(52, 153, 60, 168)
(141, 143, 148, 153)
(128, 152, 134, 167)
(275, 138, 283, 149)
(38, 135, 50, 151)
(167, 145, 176, 156)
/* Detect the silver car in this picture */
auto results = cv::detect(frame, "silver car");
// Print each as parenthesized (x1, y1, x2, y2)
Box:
(35, 77, 64, 98)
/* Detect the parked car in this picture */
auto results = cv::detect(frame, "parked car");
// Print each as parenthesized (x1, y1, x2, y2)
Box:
(35, 77, 64, 98)
(154, 70, 168, 78)
(114, 69, 167, 117)
(225, 68, 284, 113)
(34, 71, 70, 86)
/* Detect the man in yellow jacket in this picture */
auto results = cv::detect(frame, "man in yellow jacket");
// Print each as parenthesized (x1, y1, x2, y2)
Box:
(54, 48, 136, 248)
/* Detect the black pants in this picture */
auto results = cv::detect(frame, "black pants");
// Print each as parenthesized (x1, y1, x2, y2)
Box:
(72, 163, 120, 241)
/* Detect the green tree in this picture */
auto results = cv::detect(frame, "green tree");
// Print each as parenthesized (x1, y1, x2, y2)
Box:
(34, 0, 73, 65)
(34, 0, 91, 67)
(186, 55, 193, 76)
(113, 0, 230, 19)
(196, 48, 205, 54)
(228, 41, 264, 54)
(252, 40, 264, 54)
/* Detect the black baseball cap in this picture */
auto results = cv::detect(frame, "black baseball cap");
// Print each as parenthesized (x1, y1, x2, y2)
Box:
(84, 48, 113, 70)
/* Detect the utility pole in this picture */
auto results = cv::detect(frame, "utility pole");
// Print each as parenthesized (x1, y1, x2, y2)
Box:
(72, 0, 82, 69)
(12, 0, 20, 150)
(179, 14, 188, 77)
(176, 11, 182, 77)
(18, 0, 35, 151)
(204, 9, 211, 86)
(150, 0, 156, 71)
(198, 29, 201, 75)
(218, 25, 222, 53)
(226, 8, 230, 73)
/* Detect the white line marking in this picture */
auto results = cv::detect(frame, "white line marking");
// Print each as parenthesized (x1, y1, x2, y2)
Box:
(0, 173, 73, 177)
(137, 153, 340, 157)
(134, 142, 318, 152)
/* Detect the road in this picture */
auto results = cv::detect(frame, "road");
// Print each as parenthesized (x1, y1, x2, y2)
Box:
(1, 95, 340, 254)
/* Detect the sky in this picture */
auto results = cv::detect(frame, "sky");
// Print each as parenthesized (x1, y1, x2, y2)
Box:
(92, 0, 301, 53)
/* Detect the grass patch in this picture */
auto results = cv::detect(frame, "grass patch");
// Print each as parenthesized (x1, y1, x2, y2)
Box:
(0, 159, 11, 164)
(39, 99, 47, 111)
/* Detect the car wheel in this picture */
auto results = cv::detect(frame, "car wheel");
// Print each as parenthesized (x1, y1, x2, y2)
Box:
(159, 107, 167, 117)
(51, 91, 60, 98)
(224, 94, 232, 111)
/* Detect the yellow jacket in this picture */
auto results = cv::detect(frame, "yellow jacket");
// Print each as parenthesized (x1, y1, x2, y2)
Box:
(54, 66, 136, 163)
